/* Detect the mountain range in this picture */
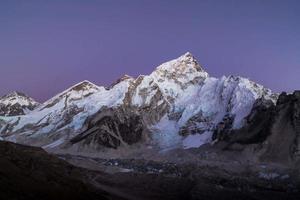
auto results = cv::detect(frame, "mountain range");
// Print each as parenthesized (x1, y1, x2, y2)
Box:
(0, 52, 278, 152)
(1, 52, 300, 199)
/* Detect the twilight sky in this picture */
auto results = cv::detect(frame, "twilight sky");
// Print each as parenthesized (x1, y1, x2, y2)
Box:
(0, 0, 299, 102)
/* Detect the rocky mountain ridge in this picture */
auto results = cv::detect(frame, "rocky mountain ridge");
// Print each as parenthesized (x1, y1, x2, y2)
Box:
(0, 52, 277, 153)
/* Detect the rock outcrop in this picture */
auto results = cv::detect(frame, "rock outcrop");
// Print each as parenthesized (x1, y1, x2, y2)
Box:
(69, 107, 147, 149)
(213, 91, 300, 166)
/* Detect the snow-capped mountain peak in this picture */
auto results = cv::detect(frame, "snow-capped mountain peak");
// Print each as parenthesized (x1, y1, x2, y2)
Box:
(153, 52, 208, 76)
(39, 80, 102, 110)
(131, 52, 209, 107)
(0, 91, 36, 105)
(0, 52, 278, 152)
(0, 91, 39, 116)
(66, 80, 101, 93)
(109, 74, 134, 89)
(149, 53, 209, 92)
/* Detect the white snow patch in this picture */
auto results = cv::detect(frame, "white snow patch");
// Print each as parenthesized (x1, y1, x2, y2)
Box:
(182, 131, 212, 149)
(258, 172, 280, 180)
(280, 174, 290, 180)
(151, 115, 181, 150)
(43, 138, 65, 149)
(119, 168, 134, 173)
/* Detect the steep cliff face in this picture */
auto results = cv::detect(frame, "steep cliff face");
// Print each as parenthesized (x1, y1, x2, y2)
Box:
(212, 97, 276, 144)
(259, 91, 300, 165)
(69, 107, 147, 149)
(212, 91, 300, 166)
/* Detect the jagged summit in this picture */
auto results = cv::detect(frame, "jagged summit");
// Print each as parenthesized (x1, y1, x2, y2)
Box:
(49, 80, 101, 99)
(108, 74, 134, 89)
(38, 80, 102, 111)
(1, 91, 31, 99)
(0, 91, 38, 106)
(1, 91, 26, 98)
(151, 52, 208, 83)
(0, 91, 39, 116)
(154, 52, 206, 73)
(178, 51, 198, 63)
(145, 53, 209, 97)
(68, 80, 101, 92)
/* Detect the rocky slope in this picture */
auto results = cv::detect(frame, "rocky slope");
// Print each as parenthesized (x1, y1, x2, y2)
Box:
(0, 52, 276, 153)
(209, 91, 300, 168)
(0, 140, 119, 200)
(4, 140, 300, 200)
(69, 106, 147, 150)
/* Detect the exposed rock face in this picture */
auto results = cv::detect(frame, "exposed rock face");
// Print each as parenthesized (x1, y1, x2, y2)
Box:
(179, 112, 215, 136)
(178, 75, 276, 143)
(259, 91, 300, 165)
(70, 107, 146, 149)
(212, 91, 300, 166)
(212, 114, 235, 141)
(212, 98, 275, 143)
(0, 91, 39, 116)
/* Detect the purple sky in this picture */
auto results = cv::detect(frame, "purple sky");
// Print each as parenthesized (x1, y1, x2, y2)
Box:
(0, 0, 299, 102)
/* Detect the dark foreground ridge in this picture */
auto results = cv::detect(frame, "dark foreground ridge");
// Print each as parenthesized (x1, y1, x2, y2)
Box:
(0, 141, 112, 200)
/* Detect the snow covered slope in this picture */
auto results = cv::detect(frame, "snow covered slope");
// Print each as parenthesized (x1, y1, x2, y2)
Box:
(0, 79, 133, 145)
(0, 91, 39, 116)
(0, 52, 277, 151)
